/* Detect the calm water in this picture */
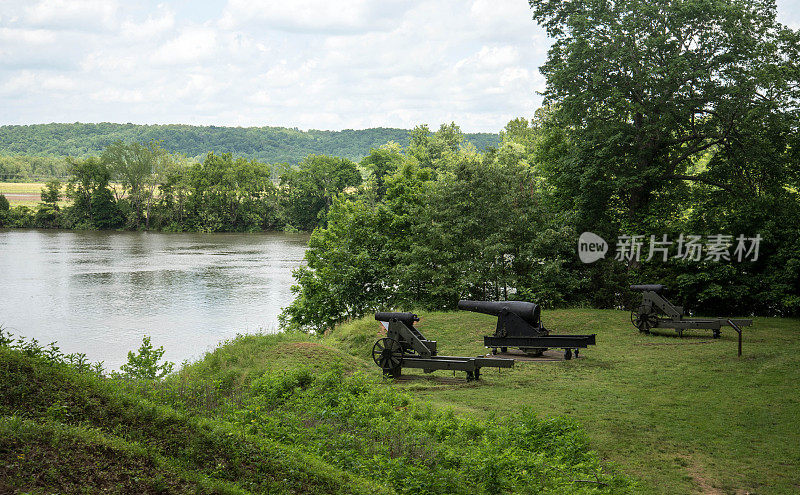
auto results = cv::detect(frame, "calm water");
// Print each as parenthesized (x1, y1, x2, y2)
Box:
(0, 229, 308, 369)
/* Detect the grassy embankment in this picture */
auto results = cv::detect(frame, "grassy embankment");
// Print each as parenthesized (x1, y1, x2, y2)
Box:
(0, 321, 632, 494)
(1, 309, 797, 494)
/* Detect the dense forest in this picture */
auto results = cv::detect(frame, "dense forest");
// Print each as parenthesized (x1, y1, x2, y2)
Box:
(0, 123, 498, 179)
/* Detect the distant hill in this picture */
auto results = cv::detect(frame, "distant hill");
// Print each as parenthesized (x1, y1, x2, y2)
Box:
(0, 123, 499, 164)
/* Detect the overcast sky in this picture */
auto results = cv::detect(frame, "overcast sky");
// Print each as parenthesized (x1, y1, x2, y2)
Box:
(1, 1, 799, 132)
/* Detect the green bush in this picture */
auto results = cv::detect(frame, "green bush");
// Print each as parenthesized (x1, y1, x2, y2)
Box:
(120, 335, 175, 380)
(235, 367, 633, 494)
(5, 205, 34, 228)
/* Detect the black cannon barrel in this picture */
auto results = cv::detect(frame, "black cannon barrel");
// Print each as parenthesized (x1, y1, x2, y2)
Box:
(458, 300, 541, 327)
(375, 312, 419, 326)
(630, 284, 666, 293)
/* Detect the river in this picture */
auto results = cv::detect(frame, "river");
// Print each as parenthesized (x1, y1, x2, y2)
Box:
(0, 229, 309, 370)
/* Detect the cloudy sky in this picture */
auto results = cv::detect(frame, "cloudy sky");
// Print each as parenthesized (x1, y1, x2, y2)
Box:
(1, 0, 799, 132)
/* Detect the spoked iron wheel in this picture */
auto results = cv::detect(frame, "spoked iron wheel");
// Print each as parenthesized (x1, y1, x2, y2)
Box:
(631, 306, 658, 333)
(372, 338, 403, 375)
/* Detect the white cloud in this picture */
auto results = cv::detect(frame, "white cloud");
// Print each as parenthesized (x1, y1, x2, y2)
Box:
(0, 27, 57, 44)
(121, 6, 175, 40)
(91, 88, 145, 103)
(153, 27, 219, 65)
(455, 46, 520, 72)
(0, 0, 552, 131)
(20, 0, 797, 132)
(219, 0, 409, 34)
(0, 71, 38, 96)
(40, 74, 82, 92)
(24, 0, 119, 32)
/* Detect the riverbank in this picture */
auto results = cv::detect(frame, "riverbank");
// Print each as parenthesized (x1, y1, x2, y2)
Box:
(3, 308, 798, 493)
(0, 320, 632, 494)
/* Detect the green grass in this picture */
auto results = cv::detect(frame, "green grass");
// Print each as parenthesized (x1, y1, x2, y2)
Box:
(0, 416, 249, 494)
(3, 309, 796, 494)
(0, 326, 632, 494)
(0, 345, 390, 495)
(338, 309, 800, 494)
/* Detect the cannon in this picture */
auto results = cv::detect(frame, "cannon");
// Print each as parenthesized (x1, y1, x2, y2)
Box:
(459, 300, 596, 360)
(629, 285, 752, 341)
(373, 312, 513, 381)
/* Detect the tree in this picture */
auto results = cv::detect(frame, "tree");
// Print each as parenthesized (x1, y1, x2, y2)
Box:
(0, 194, 9, 227)
(102, 140, 170, 229)
(530, 0, 800, 229)
(120, 335, 175, 380)
(407, 123, 466, 170)
(40, 180, 61, 208)
(64, 157, 122, 229)
(34, 180, 62, 228)
(183, 153, 278, 232)
(280, 162, 432, 333)
(359, 142, 404, 200)
(403, 147, 546, 308)
(153, 154, 193, 230)
(280, 155, 362, 231)
(528, 0, 800, 311)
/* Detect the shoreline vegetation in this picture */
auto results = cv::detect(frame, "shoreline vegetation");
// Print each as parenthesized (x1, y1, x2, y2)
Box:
(0, 123, 472, 234)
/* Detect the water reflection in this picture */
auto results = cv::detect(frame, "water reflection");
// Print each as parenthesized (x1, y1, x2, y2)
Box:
(0, 229, 308, 369)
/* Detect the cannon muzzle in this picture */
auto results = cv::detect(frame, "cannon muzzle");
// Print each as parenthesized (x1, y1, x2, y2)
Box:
(375, 312, 419, 327)
(630, 284, 666, 293)
(458, 300, 541, 327)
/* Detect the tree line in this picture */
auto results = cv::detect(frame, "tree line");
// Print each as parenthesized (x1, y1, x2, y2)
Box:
(0, 123, 498, 172)
(0, 138, 368, 233)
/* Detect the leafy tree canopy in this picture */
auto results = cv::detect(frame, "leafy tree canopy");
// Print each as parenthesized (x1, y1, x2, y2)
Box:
(530, 0, 800, 229)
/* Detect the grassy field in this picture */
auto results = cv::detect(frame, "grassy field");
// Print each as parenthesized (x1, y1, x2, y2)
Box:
(2, 309, 797, 494)
(0, 342, 389, 495)
(331, 310, 800, 494)
(0, 182, 49, 206)
(0, 181, 123, 207)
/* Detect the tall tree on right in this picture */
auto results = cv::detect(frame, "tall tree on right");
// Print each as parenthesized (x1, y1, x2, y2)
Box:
(530, 0, 800, 231)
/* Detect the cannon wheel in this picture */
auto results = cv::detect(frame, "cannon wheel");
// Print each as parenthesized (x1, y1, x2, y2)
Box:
(372, 338, 403, 375)
(631, 306, 658, 333)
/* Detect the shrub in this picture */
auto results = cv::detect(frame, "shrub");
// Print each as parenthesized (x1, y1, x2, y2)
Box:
(120, 336, 175, 380)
